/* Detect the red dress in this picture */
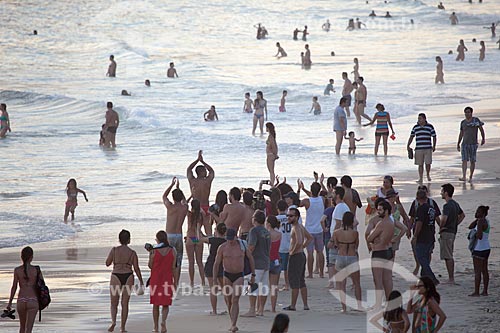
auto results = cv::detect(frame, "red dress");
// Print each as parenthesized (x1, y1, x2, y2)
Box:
(149, 248, 175, 306)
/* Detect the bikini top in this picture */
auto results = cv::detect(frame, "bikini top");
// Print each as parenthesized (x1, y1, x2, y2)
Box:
(337, 240, 356, 254)
(113, 247, 134, 270)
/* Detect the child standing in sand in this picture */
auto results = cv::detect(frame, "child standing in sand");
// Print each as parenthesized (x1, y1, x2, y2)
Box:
(279, 90, 287, 112)
(345, 131, 364, 154)
(309, 96, 321, 115)
(64, 178, 88, 223)
(243, 93, 253, 113)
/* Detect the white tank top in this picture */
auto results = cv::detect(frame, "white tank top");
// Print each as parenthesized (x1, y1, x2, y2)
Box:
(474, 219, 490, 251)
(305, 196, 325, 234)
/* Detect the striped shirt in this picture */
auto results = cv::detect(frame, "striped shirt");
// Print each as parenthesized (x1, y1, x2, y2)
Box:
(410, 122, 436, 150)
(375, 111, 389, 134)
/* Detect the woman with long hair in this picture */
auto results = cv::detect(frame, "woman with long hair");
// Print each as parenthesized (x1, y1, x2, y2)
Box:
(266, 215, 282, 313)
(370, 290, 410, 332)
(253, 91, 268, 135)
(7, 246, 41, 333)
(64, 178, 88, 223)
(209, 190, 228, 226)
(149, 230, 177, 333)
(186, 199, 205, 287)
(0, 103, 11, 138)
(407, 277, 446, 332)
(271, 313, 289, 333)
(105, 229, 144, 333)
(469, 205, 491, 296)
(266, 122, 279, 185)
(363, 103, 395, 156)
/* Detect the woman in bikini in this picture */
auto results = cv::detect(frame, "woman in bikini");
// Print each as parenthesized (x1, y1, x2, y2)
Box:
(253, 91, 267, 136)
(407, 276, 446, 333)
(331, 211, 364, 312)
(64, 178, 88, 223)
(0, 103, 11, 138)
(370, 290, 410, 332)
(435, 56, 444, 84)
(266, 122, 279, 185)
(186, 199, 205, 287)
(7, 246, 42, 333)
(105, 229, 144, 333)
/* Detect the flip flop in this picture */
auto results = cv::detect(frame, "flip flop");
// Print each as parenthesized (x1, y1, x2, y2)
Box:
(283, 306, 296, 311)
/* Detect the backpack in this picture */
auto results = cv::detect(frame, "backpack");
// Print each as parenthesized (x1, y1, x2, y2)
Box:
(35, 266, 51, 322)
(239, 240, 252, 276)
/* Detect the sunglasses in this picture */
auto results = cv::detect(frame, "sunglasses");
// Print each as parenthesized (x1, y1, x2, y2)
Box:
(287, 214, 297, 218)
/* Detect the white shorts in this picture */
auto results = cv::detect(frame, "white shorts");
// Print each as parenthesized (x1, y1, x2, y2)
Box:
(248, 269, 270, 296)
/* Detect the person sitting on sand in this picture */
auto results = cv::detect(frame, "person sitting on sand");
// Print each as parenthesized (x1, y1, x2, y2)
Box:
(275, 42, 287, 58)
(107, 55, 116, 77)
(64, 178, 88, 224)
(167, 62, 178, 78)
(204, 105, 219, 121)
(369, 10, 377, 17)
(148, 230, 176, 333)
(106, 230, 144, 333)
(345, 131, 363, 154)
(6, 246, 45, 333)
(309, 96, 321, 115)
(468, 205, 490, 297)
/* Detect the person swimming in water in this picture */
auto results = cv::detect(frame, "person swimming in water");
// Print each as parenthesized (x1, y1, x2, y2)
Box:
(309, 96, 321, 115)
(121, 90, 131, 96)
(435, 56, 444, 84)
(204, 106, 219, 121)
(167, 62, 178, 78)
(243, 92, 253, 113)
(275, 42, 288, 58)
(456, 39, 468, 61)
(369, 10, 377, 17)
(64, 178, 88, 224)
(322, 19, 331, 32)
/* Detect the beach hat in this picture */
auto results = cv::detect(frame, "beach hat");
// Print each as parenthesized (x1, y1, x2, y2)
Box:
(226, 228, 237, 240)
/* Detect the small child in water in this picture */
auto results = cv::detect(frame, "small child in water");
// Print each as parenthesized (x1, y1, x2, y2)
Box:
(64, 178, 88, 223)
(99, 124, 106, 146)
(243, 92, 253, 113)
(167, 62, 178, 78)
(345, 131, 364, 154)
(279, 90, 287, 112)
(309, 96, 321, 115)
(324, 79, 335, 95)
(300, 52, 305, 66)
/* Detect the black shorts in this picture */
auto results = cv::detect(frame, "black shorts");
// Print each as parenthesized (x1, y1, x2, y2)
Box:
(288, 252, 306, 289)
(472, 249, 490, 260)
(107, 126, 117, 134)
(204, 260, 223, 278)
(372, 248, 393, 260)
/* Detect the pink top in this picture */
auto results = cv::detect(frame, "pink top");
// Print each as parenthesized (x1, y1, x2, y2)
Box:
(270, 239, 281, 261)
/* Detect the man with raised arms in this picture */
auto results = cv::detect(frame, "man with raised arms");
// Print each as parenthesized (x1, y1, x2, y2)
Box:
(163, 177, 188, 284)
(213, 228, 256, 333)
(187, 150, 215, 235)
(367, 200, 395, 310)
(218, 187, 247, 233)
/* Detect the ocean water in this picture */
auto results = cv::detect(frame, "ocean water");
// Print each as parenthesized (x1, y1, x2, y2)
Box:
(1, 0, 499, 248)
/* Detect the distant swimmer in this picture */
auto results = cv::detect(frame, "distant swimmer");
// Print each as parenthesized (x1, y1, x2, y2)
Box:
(369, 10, 377, 17)
(104, 101, 119, 148)
(293, 28, 300, 40)
(449, 12, 459, 25)
(324, 79, 335, 96)
(275, 42, 288, 58)
(64, 178, 88, 224)
(253, 91, 268, 136)
(345, 131, 364, 154)
(33, 30, 38, 35)
(435, 56, 445, 84)
(145, 79, 151, 87)
(385, 11, 392, 18)
(261, 26, 269, 39)
(279, 90, 287, 112)
(302, 25, 309, 41)
(322, 19, 331, 32)
(309, 96, 321, 115)
(342, 72, 354, 117)
(255, 23, 263, 39)
(204, 105, 219, 121)
(304, 44, 312, 67)
(356, 18, 366, 29)
(437, 2, 445, 9)
(121, 90, 131, 96)
(107, 55, 116, 77)
(300, 52, 305, 66)
(484, 23, 497, 38)
(99, 124, 106, 146)
(346, 19, 355, 31)
(167, 62, 178, 78)
(331, 51, 335, 56)
(456, 39, 468, 61)
(479, 41, 485, 61)
(0, 103, 11, 138)
(352, 58, 360, 81)
(243, 92, 253, 113)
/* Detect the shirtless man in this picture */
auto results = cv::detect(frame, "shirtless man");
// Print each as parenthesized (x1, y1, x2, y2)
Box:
(104, 102, 119, 148)
(340, 175, 362, 217)
(163, 177, 188, 284)
(219, 187, 247, 233)
(275, 42, 287, 58)
(449, 12, 459, 25)
(366, 200, 395, 310)
(213, 229, 256, 333)
(107, 55, 116, 77)
(304, 44, 312, 67)
(283, 208, 312, 311)
(187, 150, 215, 234)
(355, 77, 371, 124)
(239, 191, 255, 240)
(342, 72, 354, 117)
(167, 62, 178, 78)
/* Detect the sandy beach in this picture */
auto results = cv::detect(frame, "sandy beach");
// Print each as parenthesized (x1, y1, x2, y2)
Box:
(1, 101, 499, 332)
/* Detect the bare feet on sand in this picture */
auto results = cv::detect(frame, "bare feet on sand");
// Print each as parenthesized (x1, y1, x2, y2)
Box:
(108, 323, 116, 332)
